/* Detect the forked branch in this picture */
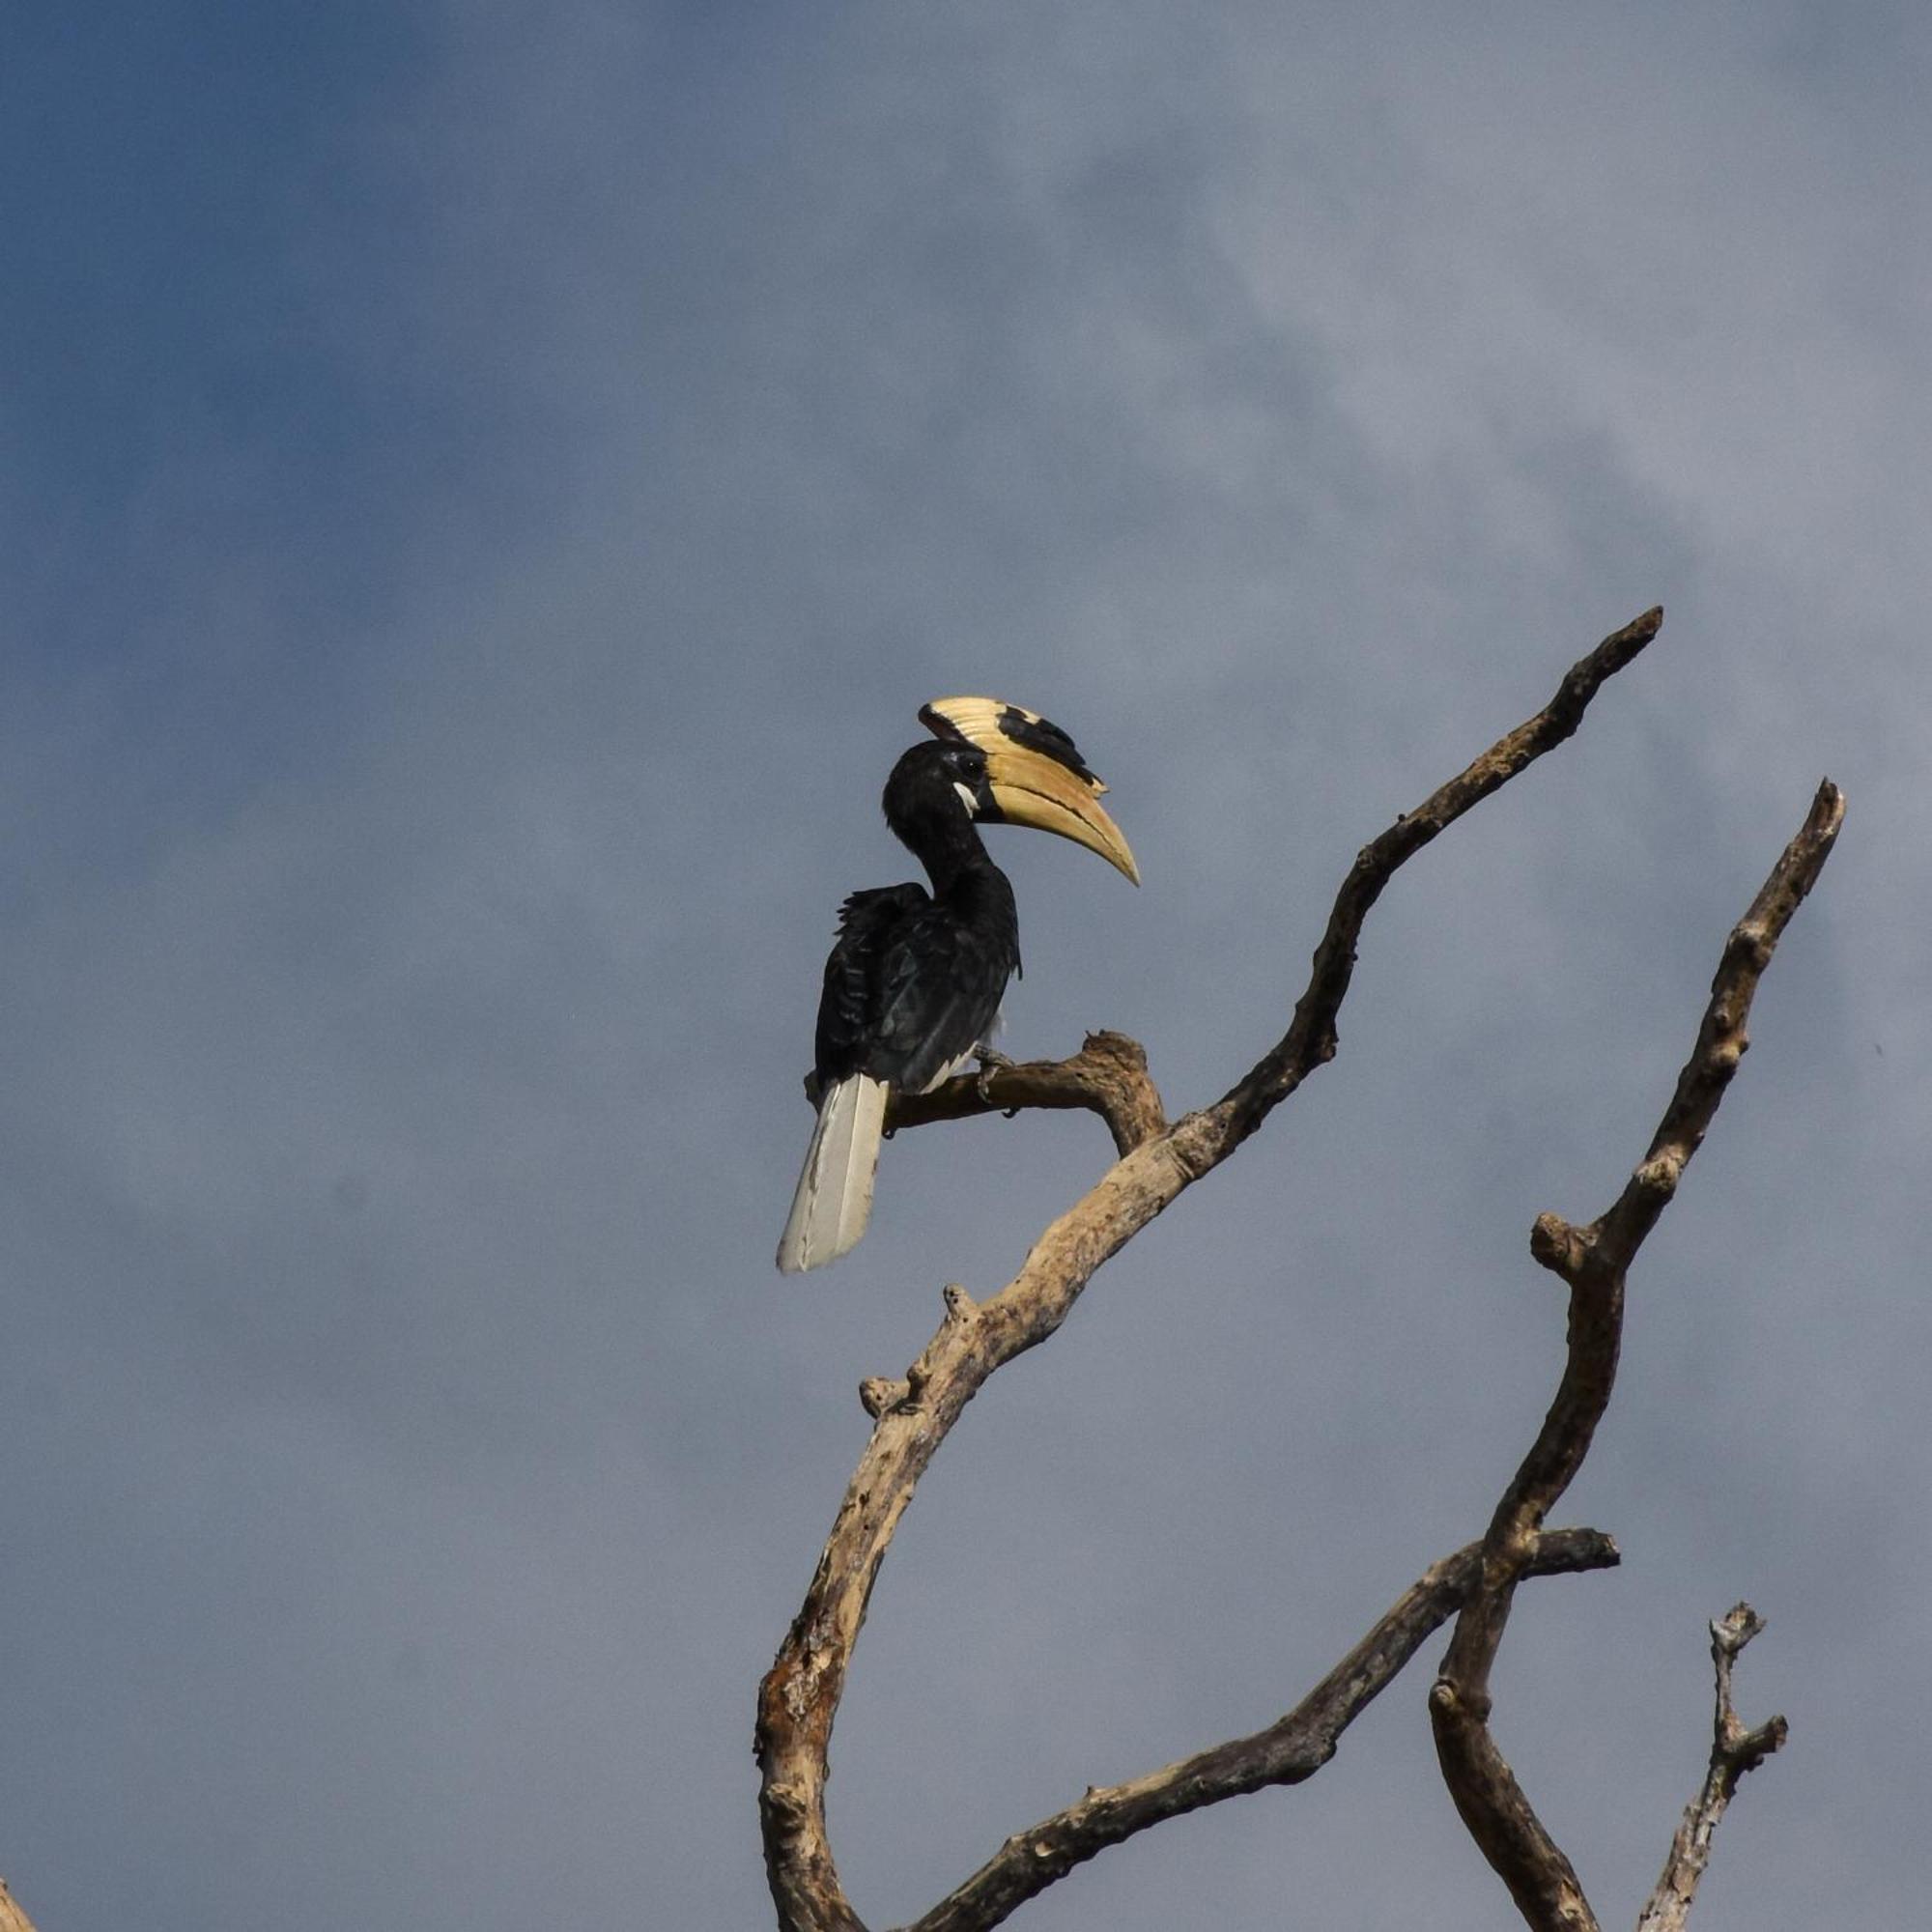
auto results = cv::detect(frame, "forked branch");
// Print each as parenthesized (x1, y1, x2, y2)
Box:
(908, 1528, 1618, 1932)
(1430, 782, 1841, 1931)
(1636, 1604, 1788, 1932)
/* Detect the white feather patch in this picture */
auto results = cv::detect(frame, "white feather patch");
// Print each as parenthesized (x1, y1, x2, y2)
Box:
(777, 1073, 890, 1273)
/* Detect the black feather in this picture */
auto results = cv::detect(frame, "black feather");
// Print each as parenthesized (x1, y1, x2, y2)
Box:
(809, 742, 1021, 1099)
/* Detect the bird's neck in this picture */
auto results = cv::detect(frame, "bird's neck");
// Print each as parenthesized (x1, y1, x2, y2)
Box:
(934, 848, 1014, 922)
(920, 829, 1002, 901)
(899, 818, 1020, 973)
(888, 802, 987, 895)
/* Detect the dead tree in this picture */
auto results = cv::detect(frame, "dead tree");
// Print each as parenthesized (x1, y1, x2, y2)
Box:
(756, 610, 1839, 1932)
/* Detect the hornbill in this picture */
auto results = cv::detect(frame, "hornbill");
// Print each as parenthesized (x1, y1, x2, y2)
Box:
(777, 698, 1138, 1274)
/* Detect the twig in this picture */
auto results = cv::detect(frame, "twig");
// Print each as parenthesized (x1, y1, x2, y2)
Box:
(1635, 1605, 1788, 1932)
(756, 612, 1668, 1932)
(1429, 782, 1843, 1932)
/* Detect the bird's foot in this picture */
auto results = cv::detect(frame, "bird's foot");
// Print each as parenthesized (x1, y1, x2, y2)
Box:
(974, 1046, 1017, 1105)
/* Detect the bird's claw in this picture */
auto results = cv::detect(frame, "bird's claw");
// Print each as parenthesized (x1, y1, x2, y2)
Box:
(974, 1046, 1016, 1105)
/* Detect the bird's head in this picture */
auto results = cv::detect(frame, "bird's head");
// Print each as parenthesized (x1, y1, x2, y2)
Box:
(881, 740, 1002, 860)
(912, 696, 1140, 884)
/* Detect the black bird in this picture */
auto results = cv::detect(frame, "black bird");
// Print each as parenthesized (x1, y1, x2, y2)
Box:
(777, 698, 1139, 1274)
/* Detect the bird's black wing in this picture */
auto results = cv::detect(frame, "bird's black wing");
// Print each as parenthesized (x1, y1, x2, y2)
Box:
(813, 884, 929, 1087)
(867, 897, 1013, 1095)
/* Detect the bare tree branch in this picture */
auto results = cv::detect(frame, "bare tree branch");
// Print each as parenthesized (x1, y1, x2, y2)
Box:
(906, 1528, 1618, 1932)
(884, 1031, 1167, 1159)
(1207, 606, 1664, 1150)
(1635, 1605, 1788, 1932)
(1429, 781, 1843, 1932)
(757, 611, 1668, 1932)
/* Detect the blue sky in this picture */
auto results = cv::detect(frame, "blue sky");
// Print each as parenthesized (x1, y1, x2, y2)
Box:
(3, 5, 1928, 1928)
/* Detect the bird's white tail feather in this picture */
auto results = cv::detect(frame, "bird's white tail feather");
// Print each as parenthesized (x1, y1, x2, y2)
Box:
(776, 1074, 889, 1273)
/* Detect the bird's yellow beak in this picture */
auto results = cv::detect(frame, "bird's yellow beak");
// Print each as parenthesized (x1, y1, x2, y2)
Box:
(920, 696, 1140, 885)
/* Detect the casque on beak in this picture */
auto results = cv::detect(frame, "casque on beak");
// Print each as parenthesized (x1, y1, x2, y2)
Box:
(919, 696, 1140, 885)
